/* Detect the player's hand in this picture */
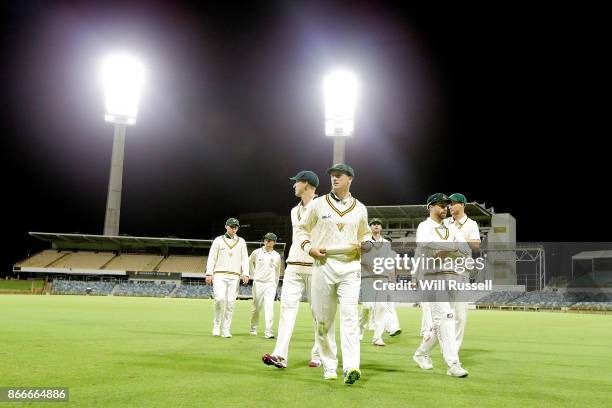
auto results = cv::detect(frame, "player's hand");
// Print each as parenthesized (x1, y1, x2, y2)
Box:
(242, 275, 250, 285)
(205, 275, 213, 285)
(309, 247, 326, 259)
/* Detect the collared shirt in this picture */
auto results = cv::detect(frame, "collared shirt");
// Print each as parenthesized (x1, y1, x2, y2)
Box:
(415, 217, 470, 275)
(286, 199, 316, 269)
(444, 214, 481, 242)
(205, 234, 249, 277)
(296, 192, 371, 272)
(249, 247, 282, 283)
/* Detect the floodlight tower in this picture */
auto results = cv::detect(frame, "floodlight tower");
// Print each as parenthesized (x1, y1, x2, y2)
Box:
(323, 70, 358, 165)
(101, 54, 144, 236)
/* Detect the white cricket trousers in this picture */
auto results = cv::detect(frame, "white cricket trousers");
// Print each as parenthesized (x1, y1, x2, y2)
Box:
(420, 302, 433, 336)
(250, 281, 277, 335)
(422, 301, 467, 349)
(359, 302, 386, 342)
(272, 266, 330, 363)
(415, 275, 460, 366)
(384, 302, 401, 333)
(213, 275, 239, 334)
(311, 260, 361, 372)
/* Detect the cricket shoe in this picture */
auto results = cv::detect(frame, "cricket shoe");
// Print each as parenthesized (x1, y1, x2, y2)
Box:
(343, 368, 361, 385)
(308, 359, 322, 368)
(389, 329, 402, 337)
(323, 369, 338, 380)
(249, 328, 257, 336)
(447, 363, 469, 378)
(372, 339, 386, 347)
(413, 354, 433, 370)
(212, 328, 221, 337)
(264, 332, 275, 339)
(262, 354, 287, 369)
(221, 332, 232, 338)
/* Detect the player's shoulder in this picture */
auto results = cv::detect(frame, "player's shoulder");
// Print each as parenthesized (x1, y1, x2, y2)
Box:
(466, 218, 479, 227)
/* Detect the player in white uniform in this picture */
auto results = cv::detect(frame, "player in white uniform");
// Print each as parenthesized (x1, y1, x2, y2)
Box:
(412, 193, 470, 377)
(249, 232, 282, 339)
(444, 193, 481, 351)
(359, 218, 397, 346)
(262, 170, 330, 369)
(205, 218, 250, 338)
(297, 163, 371, 385)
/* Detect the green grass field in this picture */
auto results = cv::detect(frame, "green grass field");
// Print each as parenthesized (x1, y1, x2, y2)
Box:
(0, 280, 44, 293)
(1, 295, 610, 407)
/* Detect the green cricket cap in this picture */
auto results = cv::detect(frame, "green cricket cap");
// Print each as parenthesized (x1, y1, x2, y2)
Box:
(449, 193, 467, 203)
(426, 193, 451, 207)
(369, 218, 383, 226)
(225, 217, 240, 227)
(289, 170, 319, 188)
(326, 163, 355, 177)
(263, 232, 278, 241)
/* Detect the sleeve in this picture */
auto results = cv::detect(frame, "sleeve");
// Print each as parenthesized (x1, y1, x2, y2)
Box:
(249, 249, 257, 278)
(295, 201, 318, 255)
(467, 221, 481, 241)
(206, 238, 219, 275)
(241, 240, 250, 277)
(275, 253, 282, 282)
(417, 223, 463, 252)
(356, 206, 372, 243)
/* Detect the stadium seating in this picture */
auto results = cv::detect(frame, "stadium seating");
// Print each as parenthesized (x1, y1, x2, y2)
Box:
(48, 251, 116, 269)
(52, 280, 115, 295)
(113, 282, 175, 297)
(103, 254, 164, 271)
(475, 291, 524, 306)
(570, 293, 612, 311)
(15, 250, 69, 268)
(157, 256, 207, 273)
(174, 284, 213, 299)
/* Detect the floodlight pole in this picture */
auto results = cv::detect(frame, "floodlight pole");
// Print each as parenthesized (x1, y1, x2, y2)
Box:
(103, 123, 127, 236)
(333, 137, 346, 165)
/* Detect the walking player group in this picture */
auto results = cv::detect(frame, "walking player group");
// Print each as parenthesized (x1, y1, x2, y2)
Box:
(204, 164, 480, 384)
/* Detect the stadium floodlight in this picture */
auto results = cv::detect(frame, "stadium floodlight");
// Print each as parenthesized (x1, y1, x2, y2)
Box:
(324, 69, 358, 165)
(101, 53, 145, 236)
(102, 54, 144, 125)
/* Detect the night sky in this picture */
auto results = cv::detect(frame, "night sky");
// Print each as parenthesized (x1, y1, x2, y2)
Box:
(2, 1, 607, 269)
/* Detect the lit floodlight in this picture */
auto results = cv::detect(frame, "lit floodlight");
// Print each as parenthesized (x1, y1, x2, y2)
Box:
(324, 70, 358, 137)
(102, 54, 144, 125)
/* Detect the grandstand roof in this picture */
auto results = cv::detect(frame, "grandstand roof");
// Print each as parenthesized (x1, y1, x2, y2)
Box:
(29, 232, 285, 252)
(572, 250, 612, 260)
(366, 202, 492, 222)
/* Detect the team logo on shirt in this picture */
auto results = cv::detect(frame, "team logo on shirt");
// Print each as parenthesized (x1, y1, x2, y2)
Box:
(337, 223, 345, 231)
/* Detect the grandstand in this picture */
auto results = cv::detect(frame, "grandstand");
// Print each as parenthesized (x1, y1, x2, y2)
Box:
(12, 232, 284, 300)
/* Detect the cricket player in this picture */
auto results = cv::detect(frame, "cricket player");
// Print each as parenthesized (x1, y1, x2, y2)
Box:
(263, 170, 330, 369)
(412, 193, 470, 377)
(205, 218, 249, 338)
(249, 232, 282, 339)
(359, 218, 396, 346)
(444, 193, 481, 350)
(296, 163, 371, 385)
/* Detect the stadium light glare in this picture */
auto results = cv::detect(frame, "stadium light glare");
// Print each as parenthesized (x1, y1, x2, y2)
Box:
(102, 54, 144, 125)
(324, 69, 358, 164)
(324, 69, 358, 138)
(101, 53, 145, 236)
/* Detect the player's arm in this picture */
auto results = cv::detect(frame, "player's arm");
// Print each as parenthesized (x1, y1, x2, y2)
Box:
(248, 249, 257, 279)
(357, 207, 372, 243)
(467, 221, 481, 251)
(275, 253, 282, 286)
(296, 203, 325, 259)
(241, 240, 250, 285)
(205, 238, 218, 285)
